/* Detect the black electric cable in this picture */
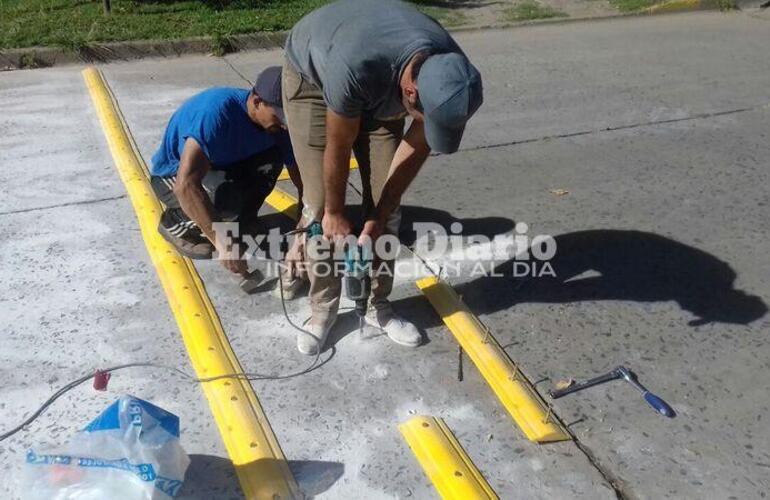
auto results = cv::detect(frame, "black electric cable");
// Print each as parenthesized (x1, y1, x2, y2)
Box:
(0, 252, 330, 443)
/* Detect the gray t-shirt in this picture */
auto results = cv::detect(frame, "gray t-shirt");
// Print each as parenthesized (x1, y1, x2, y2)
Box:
(285, 0, 462, 120)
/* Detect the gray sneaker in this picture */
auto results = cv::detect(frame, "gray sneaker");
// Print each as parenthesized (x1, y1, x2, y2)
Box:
(365, 305, 421, 347)
(297, 313, 337, 355)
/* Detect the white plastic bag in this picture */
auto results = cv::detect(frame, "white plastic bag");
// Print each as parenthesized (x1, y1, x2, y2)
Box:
(22, 395, 190, 500)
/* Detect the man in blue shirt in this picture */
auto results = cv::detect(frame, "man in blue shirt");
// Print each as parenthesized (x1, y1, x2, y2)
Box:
(150, 67, 302, 277)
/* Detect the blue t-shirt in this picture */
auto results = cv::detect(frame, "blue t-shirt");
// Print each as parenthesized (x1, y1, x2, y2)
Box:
(151, 87, 295, 177)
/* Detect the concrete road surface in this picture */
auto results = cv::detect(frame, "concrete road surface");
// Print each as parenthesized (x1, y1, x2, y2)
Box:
(2, 10, 769, 499)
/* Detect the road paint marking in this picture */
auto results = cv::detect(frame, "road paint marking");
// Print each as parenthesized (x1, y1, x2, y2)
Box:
(82, 67, 299, 499)
(400, 415, 499, 499)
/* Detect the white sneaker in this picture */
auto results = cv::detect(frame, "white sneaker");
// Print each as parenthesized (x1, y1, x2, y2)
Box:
(297, 314, 336, 355)
(365, 307, 421, 347)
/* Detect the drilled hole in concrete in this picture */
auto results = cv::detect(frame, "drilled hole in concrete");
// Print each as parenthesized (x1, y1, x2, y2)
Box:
(250, 442, 258, 448)
(231, 396, 238, 401)
(421, 422, 430, 427)
(224, 381, 231, 386)
(208, 346, 215, 351)
(454, 471, 463, 477)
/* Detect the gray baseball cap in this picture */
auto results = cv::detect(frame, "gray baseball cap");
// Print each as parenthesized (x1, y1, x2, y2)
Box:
(417, 53, 483, 154)
(253, 66, 286, 125)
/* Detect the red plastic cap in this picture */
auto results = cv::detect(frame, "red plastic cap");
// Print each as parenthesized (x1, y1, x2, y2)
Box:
(93, 370, 111, 391)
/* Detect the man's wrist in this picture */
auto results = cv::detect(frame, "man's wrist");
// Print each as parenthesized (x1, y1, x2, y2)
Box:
(374, 204, 392, 226)
(324, 206, 344, 216)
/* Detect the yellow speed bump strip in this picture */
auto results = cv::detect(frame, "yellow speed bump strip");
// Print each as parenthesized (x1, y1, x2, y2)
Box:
(82, 67, 299, 500)
(399, 416, 498, 500)
(265, 188, 300, 221)
(272, 158, 359, 218)
(416, 276, 569, 443)
(278, 157, 358, 181)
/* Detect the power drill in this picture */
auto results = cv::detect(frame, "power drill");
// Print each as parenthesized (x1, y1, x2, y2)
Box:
(306, 222, 372, 331)
(345, 243, 372, 334)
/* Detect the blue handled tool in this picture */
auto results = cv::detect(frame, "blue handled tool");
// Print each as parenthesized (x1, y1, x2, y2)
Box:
(549, 365, 676, 418)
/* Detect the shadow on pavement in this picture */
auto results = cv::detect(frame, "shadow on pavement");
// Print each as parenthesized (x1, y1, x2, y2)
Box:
(399, 204, 516, 247)
(393, 229, 767, 329)
(178, 454, 344, 499)
(178, 454, 242, 500)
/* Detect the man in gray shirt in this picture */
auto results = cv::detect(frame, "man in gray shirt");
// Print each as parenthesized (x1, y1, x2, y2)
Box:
(281, 0, 483, 355)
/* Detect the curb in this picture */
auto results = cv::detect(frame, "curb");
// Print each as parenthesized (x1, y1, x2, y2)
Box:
(648, 0, 728, 13)
(1, 31, 288, 71)
(0, 4, 740, 71)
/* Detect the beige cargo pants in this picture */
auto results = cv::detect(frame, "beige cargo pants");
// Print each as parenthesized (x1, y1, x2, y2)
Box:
(281, 58, 403, 322)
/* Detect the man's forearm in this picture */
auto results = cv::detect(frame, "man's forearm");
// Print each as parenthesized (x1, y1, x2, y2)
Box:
(323, 110, 360, 216)
(323, 143, 351, 215)
(376, 150, 429, 222)
(375, 123, 431, 223)
(175, 180, 220, 244)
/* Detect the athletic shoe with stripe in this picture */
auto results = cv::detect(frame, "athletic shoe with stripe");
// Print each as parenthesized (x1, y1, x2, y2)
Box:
(157, 208, 214, 259)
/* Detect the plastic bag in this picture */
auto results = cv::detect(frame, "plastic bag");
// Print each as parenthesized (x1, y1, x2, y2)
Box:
(22, 395, 190, 500)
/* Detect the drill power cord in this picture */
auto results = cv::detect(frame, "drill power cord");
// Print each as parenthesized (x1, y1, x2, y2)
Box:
(0, 247, 328, 443)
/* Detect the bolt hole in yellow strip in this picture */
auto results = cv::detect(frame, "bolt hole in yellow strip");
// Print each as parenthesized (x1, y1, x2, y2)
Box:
(399, 415, 498, 500)
(416, 276, 569, 443)
(82, 67, 299, 500)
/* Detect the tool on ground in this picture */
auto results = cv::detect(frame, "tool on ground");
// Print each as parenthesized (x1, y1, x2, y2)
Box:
(344, 241, 372, 337)
(549, 365, 676, 418)
(457, 345, 464, 382)
(238, 268, 265, 294)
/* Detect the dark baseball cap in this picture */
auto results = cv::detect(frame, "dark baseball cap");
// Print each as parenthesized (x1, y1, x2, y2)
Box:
(417, 53, 483, 154)
(253, 66, 285, 125)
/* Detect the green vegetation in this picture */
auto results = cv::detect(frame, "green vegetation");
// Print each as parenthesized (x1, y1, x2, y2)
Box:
(606, 0, 661, 11)
(420, 6, 470, 27)
(609, 0, 735, 14)
(716, 0, 737, 10)
(210, 29, 235, 56)
(18, 51, 45, 69)
(0, 0, 469, 50)
(503, 1, 567, 21)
